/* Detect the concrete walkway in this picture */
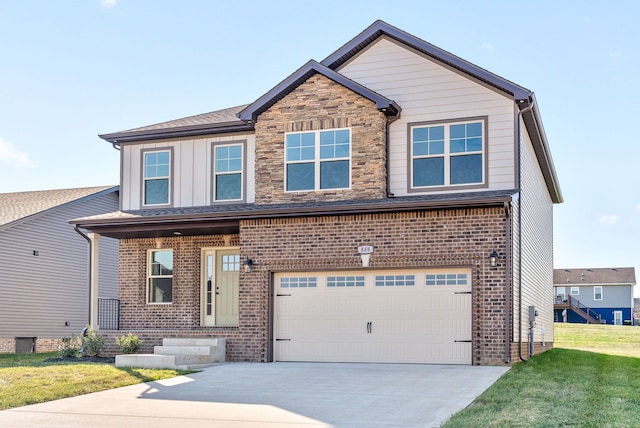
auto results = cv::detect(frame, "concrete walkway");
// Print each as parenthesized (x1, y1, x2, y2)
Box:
(0, 362, 508, 428)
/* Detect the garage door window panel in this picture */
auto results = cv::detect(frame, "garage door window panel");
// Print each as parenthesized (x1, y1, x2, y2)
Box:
(426, 273, 468, 286)
(375, 274, 415, 287)
(327, 276, 365, 287)
(280, 277, 317, 288)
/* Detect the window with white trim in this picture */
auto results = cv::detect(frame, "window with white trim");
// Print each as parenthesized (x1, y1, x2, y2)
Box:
(411, 119, 484, 188)
(148, 250, 173, 303)
(143, 150, 171, 205)
(214, 143, 243, 201)
(570, 287, 580, 296)
(285, 129, 351, 191)
(594, 286, 603, 301)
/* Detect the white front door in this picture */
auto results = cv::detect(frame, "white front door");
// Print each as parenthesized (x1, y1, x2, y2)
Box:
(613, 310, 623, 326)
(274, 268, 472, 364)
(202, 249, 240, 326)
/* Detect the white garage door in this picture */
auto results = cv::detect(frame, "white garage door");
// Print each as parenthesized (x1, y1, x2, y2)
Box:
(274, 268, 472, 364)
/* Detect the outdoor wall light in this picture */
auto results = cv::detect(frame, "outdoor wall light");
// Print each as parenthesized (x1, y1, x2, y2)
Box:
(243, 259, 254, 273)
(489, 250, 498, 268)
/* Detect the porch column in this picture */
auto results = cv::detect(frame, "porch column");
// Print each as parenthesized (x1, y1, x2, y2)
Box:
(88, 233, 100, 330)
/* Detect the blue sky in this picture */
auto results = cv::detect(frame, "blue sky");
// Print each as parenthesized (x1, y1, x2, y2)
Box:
(1, 1, 638, 293)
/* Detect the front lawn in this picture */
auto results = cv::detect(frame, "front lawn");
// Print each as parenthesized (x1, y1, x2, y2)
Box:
(444, 323, 640, 427)
(0, 352, 189, 410)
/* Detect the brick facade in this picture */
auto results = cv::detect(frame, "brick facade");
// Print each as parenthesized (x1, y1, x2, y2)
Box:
(111, 207, 514, 365)
(254, 73, 388, 204)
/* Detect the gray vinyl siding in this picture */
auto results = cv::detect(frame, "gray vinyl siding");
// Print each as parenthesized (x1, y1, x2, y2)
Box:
(0, 192, 118, 338)
(557, 285, 633, 309)
(515, 115, 554, 343)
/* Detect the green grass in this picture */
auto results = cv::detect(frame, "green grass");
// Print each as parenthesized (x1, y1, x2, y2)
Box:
(443, 324, 640, 428)
(0, 352, 190, 410)
(555, 323, 640, 358)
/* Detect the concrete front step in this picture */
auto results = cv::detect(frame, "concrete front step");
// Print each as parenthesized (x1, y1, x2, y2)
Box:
(115, 354, 176, 369)
(115, 337, 226, 370)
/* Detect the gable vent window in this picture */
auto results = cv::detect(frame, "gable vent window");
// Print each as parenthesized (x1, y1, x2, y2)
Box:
(285, 129, 351, 191)
(410, 119, 485, 189)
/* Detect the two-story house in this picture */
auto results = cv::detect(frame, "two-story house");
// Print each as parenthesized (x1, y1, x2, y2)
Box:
(554, 268, 636, 325)
(71, 20, 562, 365)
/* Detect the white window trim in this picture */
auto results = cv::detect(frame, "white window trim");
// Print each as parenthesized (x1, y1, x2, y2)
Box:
(213, 142, 245, 202)
(147, 249, 173, 305)
(142, 149, 172, 207)
(284, 128, 352, 192)
(570, 287, 580, 296)
(594, 286, 603, 301)
(409, 118, 486, 190)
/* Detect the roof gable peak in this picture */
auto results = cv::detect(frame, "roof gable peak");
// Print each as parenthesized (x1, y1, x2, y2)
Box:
(237, 59, 400, 122)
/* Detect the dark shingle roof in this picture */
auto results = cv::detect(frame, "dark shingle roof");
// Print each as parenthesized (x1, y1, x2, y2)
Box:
(99, 105, 251, 144)
(554, 268, 637, 286)
(0, 186, 117, 227)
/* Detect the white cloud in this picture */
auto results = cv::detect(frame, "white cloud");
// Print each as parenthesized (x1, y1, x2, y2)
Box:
(0, 137, 37, 168)
(582, 16, 592, 24)
(482, 42, 495, 52)
(636, 204, 640, 212)
(598, 214, 618, 226)
(99, 0, 117, 8)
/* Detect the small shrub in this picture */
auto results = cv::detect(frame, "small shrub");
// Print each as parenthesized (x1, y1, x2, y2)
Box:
(115, 333, 143, 354)
(81, 325, 105, 357)
(58, 334, 82, 358)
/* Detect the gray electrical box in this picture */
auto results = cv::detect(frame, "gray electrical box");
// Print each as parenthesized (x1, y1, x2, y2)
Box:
(528, 306, 538, 327)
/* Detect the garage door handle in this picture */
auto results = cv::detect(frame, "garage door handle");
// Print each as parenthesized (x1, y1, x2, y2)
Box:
(455, 291, 472, 295)
(454, 340, 472, 343)
(276, 294, 292, 297)
(366, 321, 372, 334)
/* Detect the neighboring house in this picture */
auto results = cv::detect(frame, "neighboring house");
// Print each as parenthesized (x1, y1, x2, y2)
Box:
(0, 186, 119, 353)
(554, 268, 636, 325)
(71, 20, 562, 365)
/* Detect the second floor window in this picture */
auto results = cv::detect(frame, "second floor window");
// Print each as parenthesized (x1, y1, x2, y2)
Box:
(285, 129, 351, 191)
(411, 119, 484, 189)
(214, 143, 243, 201)
(143, 150, 171, 206)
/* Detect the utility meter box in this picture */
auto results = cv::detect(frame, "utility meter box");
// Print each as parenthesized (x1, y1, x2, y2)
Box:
(528, 306, 538, 327)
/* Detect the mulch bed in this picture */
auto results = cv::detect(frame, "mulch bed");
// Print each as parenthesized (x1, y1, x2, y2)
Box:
(44, 356, 116, 364)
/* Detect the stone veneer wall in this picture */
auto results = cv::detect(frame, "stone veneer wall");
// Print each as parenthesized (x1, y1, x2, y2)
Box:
(253, 73, 389, 204)
(113, 207, 515, 365)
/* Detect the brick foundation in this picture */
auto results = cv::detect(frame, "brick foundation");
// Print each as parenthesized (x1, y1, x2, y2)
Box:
(0, 337, 62, 354)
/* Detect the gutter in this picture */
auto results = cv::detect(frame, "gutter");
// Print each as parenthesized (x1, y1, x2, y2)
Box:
(74, 225, 93, 326)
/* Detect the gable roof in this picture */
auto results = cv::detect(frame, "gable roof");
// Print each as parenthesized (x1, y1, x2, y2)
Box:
(237, 60, 401, 122)
(554, 268, 637, 286)
(99, 105, 252, 144)
(322, 20, 533, 100)
(0, 186, 118, 228)
(319, 20, 561, 204)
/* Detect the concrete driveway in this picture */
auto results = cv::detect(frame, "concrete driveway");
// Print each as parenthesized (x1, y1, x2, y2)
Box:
(0, 362, 508, 428)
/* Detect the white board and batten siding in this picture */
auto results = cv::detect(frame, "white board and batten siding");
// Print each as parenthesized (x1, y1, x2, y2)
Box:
(337, 36, 517, 197)
(514, 116, 554, 343)
(274, 268, 472, 364)
(121, 133, 256, 210)
(0, 192, 119, 338)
